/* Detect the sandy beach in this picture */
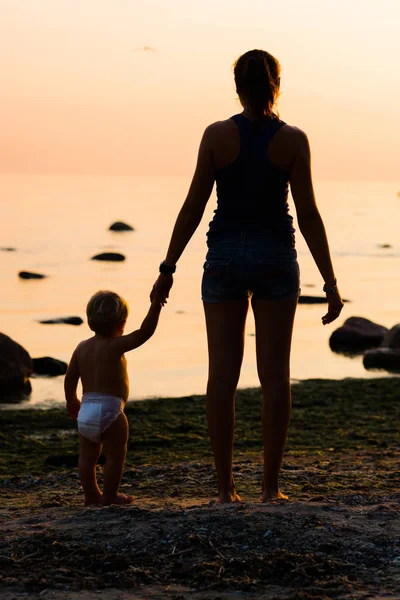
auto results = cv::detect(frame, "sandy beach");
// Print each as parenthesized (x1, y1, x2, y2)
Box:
(1, 378, 399, 600)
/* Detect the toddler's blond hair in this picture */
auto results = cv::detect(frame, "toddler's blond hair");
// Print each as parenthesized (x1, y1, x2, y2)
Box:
(86, 290, 129, 337)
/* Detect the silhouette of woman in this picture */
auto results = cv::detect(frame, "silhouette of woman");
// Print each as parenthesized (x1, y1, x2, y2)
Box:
(151, 49, 344, 502)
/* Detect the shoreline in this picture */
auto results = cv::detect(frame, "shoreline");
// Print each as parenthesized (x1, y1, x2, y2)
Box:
(1, 377, 399, 599)
(0, 373, 398, 412)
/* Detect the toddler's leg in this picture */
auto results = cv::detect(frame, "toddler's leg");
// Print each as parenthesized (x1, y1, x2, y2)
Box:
(78, 434, 103, 505)
(102, 412, 132, 505)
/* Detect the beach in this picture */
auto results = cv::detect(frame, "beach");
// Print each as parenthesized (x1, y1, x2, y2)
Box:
(1, 378, 399, 599)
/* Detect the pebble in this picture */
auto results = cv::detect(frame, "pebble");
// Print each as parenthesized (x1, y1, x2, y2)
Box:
(263, 530, 273, 538)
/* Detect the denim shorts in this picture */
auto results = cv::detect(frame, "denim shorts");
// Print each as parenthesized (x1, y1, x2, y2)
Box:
(201, 231, 300, 303)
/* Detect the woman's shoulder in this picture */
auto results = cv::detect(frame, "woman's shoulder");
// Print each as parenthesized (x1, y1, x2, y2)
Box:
(204, 118, 238, 136)
(272, 123, 311, 157)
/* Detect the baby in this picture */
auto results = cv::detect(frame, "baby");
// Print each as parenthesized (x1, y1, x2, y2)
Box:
(64, 290, 163, 505)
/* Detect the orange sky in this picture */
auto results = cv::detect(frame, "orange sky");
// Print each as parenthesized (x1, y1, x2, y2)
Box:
(1, 0, 399, 179)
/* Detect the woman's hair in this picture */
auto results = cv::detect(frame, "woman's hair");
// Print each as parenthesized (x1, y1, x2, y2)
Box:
(234, 49, 281, 121)
(86, 290, 129, 337)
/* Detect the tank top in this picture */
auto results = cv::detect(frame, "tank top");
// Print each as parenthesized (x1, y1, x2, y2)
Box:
(207, 114, 294, 240)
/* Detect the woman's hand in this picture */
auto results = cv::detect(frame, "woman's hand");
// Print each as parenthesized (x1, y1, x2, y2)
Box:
(322, 288, 344, 325)
(150, 274, 173, 306)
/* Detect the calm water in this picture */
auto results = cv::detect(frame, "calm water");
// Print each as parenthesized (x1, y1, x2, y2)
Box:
(1, 174, 399, 409)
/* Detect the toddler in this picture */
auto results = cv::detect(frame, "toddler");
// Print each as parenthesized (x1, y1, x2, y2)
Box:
(64, 290, 163, 505)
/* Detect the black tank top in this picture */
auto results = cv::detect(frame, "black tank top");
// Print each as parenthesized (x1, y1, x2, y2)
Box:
(207, 114, 294, 238)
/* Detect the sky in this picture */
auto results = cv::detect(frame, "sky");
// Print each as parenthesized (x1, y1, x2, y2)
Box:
(1, 0, 399, 179)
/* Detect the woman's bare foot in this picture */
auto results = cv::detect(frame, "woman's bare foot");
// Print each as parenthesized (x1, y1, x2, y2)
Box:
(84, 493, 103, 506)
(262, 490, 288, 502)
(102, 493, 133, 506)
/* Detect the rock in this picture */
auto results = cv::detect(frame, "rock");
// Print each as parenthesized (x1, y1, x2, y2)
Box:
(299, 296, 350, 304)
(91, 252, 126, 262)
(329, 317, 388, 355)
(45, 453, 106, 467)
(109, 221, 135, 232)
(0, 333, 32, 402)
(0, 247, 16, 252)
(377, 243, 392, 249)
(363, 348, 400, 373)
(19, 271, 47, 279)
(32, 357, 68, 377)
(363, 324, 400, 372)
(299, 296, 327, 304)
(381, 324, 400, 349)
(39, 317, 83, 326)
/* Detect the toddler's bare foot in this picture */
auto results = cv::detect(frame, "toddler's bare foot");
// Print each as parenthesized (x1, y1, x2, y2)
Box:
(216, 490, 242, 504)
(102, 493, 133, 506)
(262, 490, 288, 502)
(84, 493, 103, 506)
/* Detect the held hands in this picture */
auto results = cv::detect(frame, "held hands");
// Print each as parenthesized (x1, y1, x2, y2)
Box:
(150, 273, 173, 306)
(67, 398, 81, 420)
(322, 287, 344, 326)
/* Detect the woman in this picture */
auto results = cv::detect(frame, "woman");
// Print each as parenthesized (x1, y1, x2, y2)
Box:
(151, 49, 344, 503)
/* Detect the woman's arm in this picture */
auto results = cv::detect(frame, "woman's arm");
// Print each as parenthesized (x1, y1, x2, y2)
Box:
(164, 126, 215, 265)
(289, 128, 344, 324)
(151, 126, 216, 301)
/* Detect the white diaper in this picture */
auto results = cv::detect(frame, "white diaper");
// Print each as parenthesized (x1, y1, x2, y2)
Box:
(77, 393, 124, 443)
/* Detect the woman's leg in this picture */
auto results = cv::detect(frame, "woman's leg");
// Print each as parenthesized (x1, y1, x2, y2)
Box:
(203, 299, 249, 503)
(251, 296, 298, 501)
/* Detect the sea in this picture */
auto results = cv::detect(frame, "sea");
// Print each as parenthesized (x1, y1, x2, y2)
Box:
(1, 174, 399, 409)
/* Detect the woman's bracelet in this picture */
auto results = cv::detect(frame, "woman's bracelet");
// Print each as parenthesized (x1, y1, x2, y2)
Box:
(159, 260, 176, 275)
(323, 279, 338, 294)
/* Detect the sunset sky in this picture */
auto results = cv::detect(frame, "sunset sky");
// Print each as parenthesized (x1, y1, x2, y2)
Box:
(1, 0, 399, 179)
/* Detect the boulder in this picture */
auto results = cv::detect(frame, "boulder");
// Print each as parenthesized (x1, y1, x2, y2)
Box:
(39, 316, 83, 326)
(298, 296, 350, 304)
(0, 333, 32, 402)
(329, 317, 388, 355)
(32, 357, 68, 377)
(19, 271, 47, 279)
(298, 296, 327, 304)
(363, 348, 400, 373)
(109, 221, 134, 232)
(381, 324, 400, 349)
(45, 453, 106, 467)
(0, 247, 16, 252)
(91, 252, 126, 262)
(363, 324, 400, 373)
(377, 243, 392, 249)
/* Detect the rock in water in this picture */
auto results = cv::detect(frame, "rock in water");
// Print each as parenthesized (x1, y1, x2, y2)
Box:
(109, 221, 135, 232)
(329, 316, 388, 355)
(363, 348, 400, 373)
(0, 333, 32, 402)
(381, 323, 400, 349)
(32, 357, 68, 376)
(19, 271, 47, 279)
(91, 252, 126, 262)
(39, 316, 83, 326)
(298, 296, 328, 304)
(363, 323, 400, 372)
(298, 296, 350, 304)
(45, 453, 106, 467)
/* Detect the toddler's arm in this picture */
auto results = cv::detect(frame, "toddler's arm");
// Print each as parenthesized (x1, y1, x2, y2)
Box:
(64, 349, 81, 420)
(116, 297, 163, 353)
